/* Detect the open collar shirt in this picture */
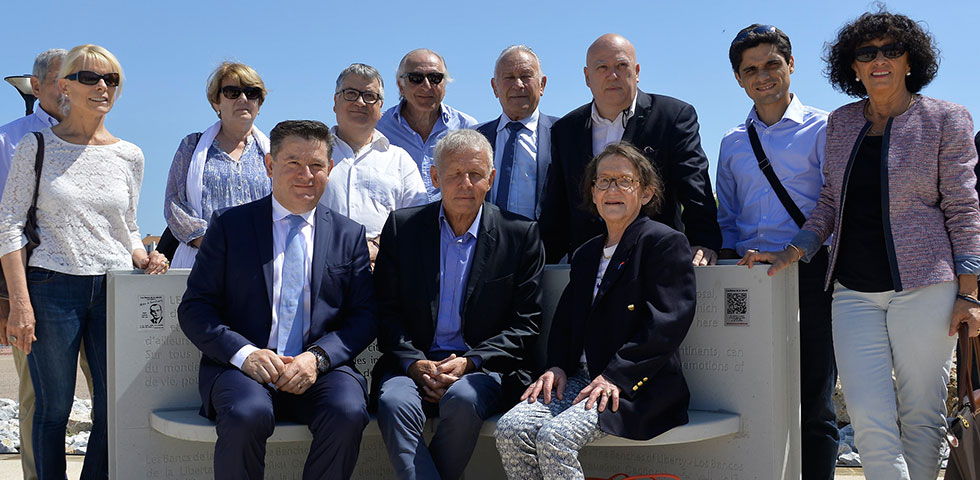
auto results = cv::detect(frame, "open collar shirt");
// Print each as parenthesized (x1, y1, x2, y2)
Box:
(590, 94, 637, 156)
(0, 107, 59, 195)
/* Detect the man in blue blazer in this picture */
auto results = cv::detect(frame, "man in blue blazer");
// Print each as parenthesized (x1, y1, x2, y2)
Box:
(476, 45, 556, 220)
(178, 120, 377, 480)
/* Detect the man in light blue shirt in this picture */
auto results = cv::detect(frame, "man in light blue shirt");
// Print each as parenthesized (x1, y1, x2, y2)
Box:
(476, 45, 557, 220)
(0, 48, 69, 480)
(718, 25, 837, 480)
(376, 48, 478, 202)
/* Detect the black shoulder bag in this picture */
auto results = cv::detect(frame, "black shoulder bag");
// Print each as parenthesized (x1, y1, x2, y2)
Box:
(0, 131, 45, 299)
(746, 123, 807, 228)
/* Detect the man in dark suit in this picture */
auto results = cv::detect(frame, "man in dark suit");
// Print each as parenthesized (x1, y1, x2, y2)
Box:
(476, 45, 557, 220)
(372, 129, 545, 480)
(539, 33, 721, 265)
(178, 120, 376, 480)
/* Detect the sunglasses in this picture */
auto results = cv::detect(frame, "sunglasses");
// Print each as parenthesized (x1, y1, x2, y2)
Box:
(732, 24, 778, 44)
(400, 72, 445, 85)
(220, 85, 263, 101)
(337, 88, 381, 105)
(854, 43, 906, 62)
(594, 175, 638, 191)
(64, 71, 120, 87)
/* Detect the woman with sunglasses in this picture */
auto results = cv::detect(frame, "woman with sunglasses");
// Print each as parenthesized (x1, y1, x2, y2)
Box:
(495, 142, 696, 479)
(0, 43, 168, 479)
(742, 9, 980, 479)
(164, 61, 271, 267)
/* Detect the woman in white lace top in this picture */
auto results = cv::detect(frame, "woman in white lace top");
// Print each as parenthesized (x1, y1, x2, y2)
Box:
(0, 44, 168, 480)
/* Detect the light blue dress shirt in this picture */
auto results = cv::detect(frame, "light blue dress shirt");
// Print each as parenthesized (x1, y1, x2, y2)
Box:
(376, 101, 478, 202)
(0, 107, 59, 196)
(716, 95, 828, 256)
(490, 110, 539, 220)
(431, 205, 483, 353)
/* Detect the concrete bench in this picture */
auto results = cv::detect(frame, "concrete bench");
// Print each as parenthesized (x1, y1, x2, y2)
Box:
(148, 408, 741, 447)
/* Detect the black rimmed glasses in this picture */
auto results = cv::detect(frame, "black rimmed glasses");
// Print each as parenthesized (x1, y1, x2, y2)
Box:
(220, 85, 263, 101)
(400, 72, 445, 85)
(64, 71, 120, 87)
(854, 43, 906, 62)
(337, 88, 381, 105)
(594, 175, 638, 191)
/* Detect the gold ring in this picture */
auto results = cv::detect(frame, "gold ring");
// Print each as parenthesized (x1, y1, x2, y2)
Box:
(605, 389, 613, 396)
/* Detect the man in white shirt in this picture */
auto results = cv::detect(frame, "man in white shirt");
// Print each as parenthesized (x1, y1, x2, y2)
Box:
(0, 48, 70, 480)
(476, 45, 557, 220)
(322, 63, 427, 265)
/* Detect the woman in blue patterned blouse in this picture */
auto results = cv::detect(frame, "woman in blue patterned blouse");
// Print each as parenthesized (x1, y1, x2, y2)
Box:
(164, 62, 272, 267)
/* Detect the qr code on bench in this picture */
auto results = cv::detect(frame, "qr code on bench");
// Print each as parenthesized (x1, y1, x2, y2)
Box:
(724, 288, 749, 326)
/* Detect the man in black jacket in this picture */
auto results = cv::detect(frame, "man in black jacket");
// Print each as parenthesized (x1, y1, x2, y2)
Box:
(539, 33, 721, 264)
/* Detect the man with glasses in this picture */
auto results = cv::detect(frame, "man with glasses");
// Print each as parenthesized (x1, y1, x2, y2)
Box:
(717, 25, 837, 479)
(322, 63, 427, 266)
(377, 49, 478, 202)
(539, 33, 721, 265)
(476, 45, 556, 220)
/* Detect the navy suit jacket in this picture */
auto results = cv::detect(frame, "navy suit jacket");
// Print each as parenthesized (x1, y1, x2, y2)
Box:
(548, 216, 696, 440)
(539, 90, 722, 263)
(178, 195, 377, 417)
(475, 112, 558, 219)
(371, 202, 545, 402)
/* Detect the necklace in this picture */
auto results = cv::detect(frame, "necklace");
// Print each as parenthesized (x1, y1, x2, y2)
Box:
(866, 94, 916, 135)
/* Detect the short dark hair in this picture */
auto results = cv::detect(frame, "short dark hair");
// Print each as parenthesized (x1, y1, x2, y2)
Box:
(580, 141, 664, 217)
(824, 8, 939, 97)
(729, 24, 792, 74)
(269, 120, 334, 159)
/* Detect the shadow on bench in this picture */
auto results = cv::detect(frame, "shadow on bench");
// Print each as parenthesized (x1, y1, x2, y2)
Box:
(149, 408, 740, 447)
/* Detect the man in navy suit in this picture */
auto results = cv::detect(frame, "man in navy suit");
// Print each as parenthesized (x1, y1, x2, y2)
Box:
(476, 45, 556, 220)
(178, 120, 376, 480)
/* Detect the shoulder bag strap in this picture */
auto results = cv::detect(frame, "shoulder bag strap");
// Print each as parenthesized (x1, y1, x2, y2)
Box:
(746, 123, 807, 228)
(28, 132, 44, 219)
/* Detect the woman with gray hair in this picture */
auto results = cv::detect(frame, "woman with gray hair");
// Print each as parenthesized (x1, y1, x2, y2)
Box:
(164, 61, 272, 267)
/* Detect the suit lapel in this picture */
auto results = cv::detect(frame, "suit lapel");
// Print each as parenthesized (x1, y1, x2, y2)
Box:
(420, 204, 442, 328)
(577, 108, 594, 166)
(254, 196, 276, 309)
(462, 203, 498, 323)
(479, 118, 501, 203)
(592, 216, 646, 307)
(535, 115, 554, 219)
(309, 205, 330, 320)
(622, 91, 651, 144)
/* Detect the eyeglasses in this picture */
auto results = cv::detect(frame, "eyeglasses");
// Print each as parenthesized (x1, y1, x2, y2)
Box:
(337, 88, 381, 105)
(64, 71, 120, 87)
(732, 25, 778, 44)
(400, 72, 445, 85)
(854, 43, 906, 62)
(593, 175, 638, 191)
(220, 85, 263, 101)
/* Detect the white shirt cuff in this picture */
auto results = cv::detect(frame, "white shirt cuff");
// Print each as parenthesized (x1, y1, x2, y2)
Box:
(230, 345, 260, 370)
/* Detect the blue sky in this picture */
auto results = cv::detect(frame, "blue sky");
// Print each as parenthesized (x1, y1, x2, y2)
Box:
(1, 0, 978, 237)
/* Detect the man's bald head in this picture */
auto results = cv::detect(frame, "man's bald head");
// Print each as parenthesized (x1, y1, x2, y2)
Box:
(584, 33, 640, 120)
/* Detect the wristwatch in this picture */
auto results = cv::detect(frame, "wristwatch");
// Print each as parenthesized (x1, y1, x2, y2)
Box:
(307, 346, 331, 374)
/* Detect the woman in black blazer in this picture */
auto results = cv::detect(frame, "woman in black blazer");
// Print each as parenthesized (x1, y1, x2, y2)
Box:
(494, 142, 697, 479)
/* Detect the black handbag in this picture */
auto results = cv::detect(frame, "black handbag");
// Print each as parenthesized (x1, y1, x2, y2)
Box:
(0, 132, 45, 299)
(945, 323, 980, 479)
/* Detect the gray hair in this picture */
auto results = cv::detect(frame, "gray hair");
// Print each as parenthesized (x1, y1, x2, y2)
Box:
(396, 48, 454, 85)
(433, 129, 493, 172)
(494, 45, 542, 77)
(32, 49, 68, 80)
(335, 63, 384, 101)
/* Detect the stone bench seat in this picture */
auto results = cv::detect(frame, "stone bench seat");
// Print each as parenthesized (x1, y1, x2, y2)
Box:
(149, 407, 740, 447)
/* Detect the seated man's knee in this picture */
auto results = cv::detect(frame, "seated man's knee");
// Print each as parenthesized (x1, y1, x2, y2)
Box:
(217, 397, 275, 438)
(377, 384, 423, 425)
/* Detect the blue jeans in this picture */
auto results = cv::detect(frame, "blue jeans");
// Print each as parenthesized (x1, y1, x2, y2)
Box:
(26, 268, 107, 480)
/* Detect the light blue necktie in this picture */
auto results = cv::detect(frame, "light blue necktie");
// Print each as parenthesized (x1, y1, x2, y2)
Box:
(277, 214, 306, 357)
(495, 121, 524, 210)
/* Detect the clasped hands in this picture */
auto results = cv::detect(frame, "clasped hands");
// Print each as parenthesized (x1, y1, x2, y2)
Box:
(242, 349, 318, 394)
(520, 367, 622, 412)
(408, 354, 474, 403)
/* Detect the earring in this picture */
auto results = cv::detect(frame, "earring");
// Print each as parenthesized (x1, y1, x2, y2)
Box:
(855, 75, 860, 82)
(906, 71, 911, 76)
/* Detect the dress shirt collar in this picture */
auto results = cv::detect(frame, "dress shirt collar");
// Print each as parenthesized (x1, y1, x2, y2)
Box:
(34, 106, 59, 127)
(330, 127, 391, 157)
(746, 93, 805, 128)
(393, 100, 451, 125)
(439, 204, 482, 240)
(497, 108, 540, 134)
(590, 93, 637, 127)
(271, 195, 316, 227)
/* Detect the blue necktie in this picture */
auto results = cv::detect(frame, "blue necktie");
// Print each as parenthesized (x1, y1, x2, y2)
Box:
(277, 215, 306, 357)
(495, 121, 524, 210)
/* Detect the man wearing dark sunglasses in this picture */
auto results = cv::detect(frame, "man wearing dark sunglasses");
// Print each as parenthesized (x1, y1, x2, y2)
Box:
(539, 33, 721, 266)
(377, 49, 478, 202)
(718, 25, 837, 480)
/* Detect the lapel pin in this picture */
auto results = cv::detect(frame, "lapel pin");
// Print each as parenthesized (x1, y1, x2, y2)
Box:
(627, 304, 635, 311)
